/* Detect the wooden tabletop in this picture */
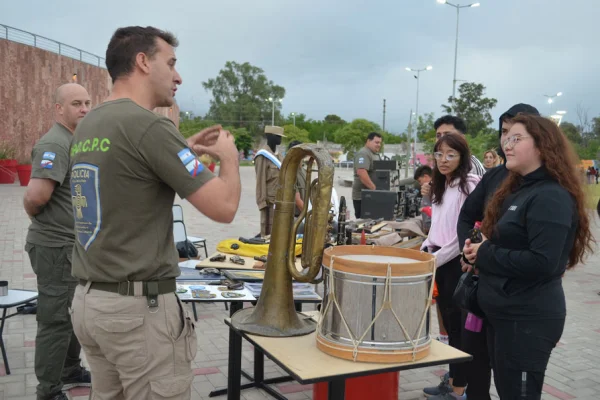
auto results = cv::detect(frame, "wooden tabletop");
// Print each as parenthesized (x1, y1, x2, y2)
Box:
(226, 311, 472, 384)
(195, 252, 304, 272)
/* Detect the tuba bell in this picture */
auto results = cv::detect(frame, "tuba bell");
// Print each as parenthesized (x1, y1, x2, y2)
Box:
(231, 144, 334, 337)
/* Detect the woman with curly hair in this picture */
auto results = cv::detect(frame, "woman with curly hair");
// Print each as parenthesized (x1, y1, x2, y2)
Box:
(463, 114, 594, 399)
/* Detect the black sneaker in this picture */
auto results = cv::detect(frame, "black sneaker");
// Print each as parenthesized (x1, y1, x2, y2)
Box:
(423, 372, 451, 397)
(62, 367, 92, 390)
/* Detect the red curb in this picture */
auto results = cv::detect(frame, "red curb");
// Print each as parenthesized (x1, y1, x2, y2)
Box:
(583, 300, 600, 304)
(543, 384, 575, 400)
(193, 367, 220, 375)
(432, 369, 448, 377)
(278, 383, 313, 394)
(24, 340, 35, 347)
(69, 387, 91, 396)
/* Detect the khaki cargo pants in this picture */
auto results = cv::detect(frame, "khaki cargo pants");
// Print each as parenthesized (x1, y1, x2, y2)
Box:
(260, 202, 275, 236)
(71, 283, 197, 399)
(25, 242, 82, 400)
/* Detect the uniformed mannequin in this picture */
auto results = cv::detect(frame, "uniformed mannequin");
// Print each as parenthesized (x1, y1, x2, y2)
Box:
(255, 126, 285, 236)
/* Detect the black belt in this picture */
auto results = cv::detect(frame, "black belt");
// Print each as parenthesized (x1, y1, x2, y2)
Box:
(79, 278, 176, 297)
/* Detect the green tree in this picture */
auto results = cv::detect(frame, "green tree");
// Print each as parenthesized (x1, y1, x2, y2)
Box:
(324, 114, 346, 125)
(442, 82, 498, 136)
(231, 127, 254, 158)
(416, 113, 436, 141)
(282, 125, 311, 144)
(561, 122, 582, 145)
(334, 119, 380, 152)
(178, 119, 219, 138)
(465, 133, 500, 161)
(305, 120, 340, 142)
(202, 61, 285, 135)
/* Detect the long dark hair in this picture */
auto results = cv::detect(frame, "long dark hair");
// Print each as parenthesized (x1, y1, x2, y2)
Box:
(482, 115, 593, 269)
(432, 134, 472, 204)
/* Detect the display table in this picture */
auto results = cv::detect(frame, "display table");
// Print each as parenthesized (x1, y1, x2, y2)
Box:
(223, 311, 472, 400)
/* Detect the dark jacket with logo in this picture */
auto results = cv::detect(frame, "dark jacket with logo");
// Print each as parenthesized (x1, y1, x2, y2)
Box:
(457, 103, 540, 248)
(476, 167, 577, 320)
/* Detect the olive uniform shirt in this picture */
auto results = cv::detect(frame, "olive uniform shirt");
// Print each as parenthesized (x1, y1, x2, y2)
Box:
(70, 99, 214, 282)
(352, 146, 380, 200)
(254, 145, 283, 209)
(26, 123, 75, 247)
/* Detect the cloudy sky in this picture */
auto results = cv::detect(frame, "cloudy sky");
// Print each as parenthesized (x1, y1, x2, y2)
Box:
(3, 0, 598, 132)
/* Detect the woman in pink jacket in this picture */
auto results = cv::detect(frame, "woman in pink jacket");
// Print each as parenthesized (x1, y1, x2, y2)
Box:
(421, 133, 480, 400)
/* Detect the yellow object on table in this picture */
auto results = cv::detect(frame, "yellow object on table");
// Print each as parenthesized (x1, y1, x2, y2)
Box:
(216, 238, 302, 257)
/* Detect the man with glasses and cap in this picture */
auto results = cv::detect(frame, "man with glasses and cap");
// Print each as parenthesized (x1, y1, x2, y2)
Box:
(255, 125, 285, 236)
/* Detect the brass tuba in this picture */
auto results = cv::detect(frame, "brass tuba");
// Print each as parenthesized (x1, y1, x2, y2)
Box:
(231, 144, 334, 337)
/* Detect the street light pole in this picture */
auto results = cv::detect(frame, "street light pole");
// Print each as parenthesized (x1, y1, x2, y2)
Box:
(267, 97, 281, 125)
(437, 0, 480, 103)
(543, 92, 563, 114)
(406, 65, 432, 173)
(291, 112, 296, 126)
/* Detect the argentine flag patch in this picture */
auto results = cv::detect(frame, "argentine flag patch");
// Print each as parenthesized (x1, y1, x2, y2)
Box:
(41, 151, 56, 169)
(178, 148, 203, 176)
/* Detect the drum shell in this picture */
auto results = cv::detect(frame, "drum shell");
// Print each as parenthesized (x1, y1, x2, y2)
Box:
(318, 266, 432, 351)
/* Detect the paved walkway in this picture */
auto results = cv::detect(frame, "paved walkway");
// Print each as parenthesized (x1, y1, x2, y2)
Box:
(0, 166, 599, 399)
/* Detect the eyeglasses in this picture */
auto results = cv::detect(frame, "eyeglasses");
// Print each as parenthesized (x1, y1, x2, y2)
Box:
(502, 135, 531, 149)
(433, 152, 459, 162)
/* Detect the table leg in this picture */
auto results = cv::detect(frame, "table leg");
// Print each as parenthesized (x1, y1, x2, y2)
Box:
(253, 346, 264, 384)
(226, 325, 242, 400)
(0, 308, 9, 375)
(328, 379, 346, 400)
(229, 301, 243, 317)
(191, 303, 198, 322)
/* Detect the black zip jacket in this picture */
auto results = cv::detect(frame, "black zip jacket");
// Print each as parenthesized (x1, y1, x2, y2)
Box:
(457, 103, 540, 248)
(476, 167, 577, 320)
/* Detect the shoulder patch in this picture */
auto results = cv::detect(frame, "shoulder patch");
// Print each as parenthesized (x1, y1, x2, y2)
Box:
(358, 157, 365, 163)
(178, 148, 204, 176)
(41, 151, 56, 169)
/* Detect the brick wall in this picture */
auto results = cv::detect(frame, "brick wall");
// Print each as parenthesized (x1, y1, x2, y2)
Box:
(0, 39, 179, 161)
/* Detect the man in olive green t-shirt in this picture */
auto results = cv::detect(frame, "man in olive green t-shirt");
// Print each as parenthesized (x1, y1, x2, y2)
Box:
(69, 27, 241, 400)
(23, 83, 92, 400)
(351, 132, 382, 218)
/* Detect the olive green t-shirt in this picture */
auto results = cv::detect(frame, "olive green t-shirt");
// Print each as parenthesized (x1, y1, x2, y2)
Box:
(70, 99, 215, 282)
(352, 146, 380, 200)
(26, 123, 75, 247)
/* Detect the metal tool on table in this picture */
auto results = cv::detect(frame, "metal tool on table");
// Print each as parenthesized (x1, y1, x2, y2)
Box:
(253, 255, 268, 263)
(209, 254, 226, 262)
(231, 143, 334, 337)
(239, 237, 268, 245)
(229, 255, 245, 265)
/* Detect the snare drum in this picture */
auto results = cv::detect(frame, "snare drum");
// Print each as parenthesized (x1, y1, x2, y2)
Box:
(316, 245, 436, 363)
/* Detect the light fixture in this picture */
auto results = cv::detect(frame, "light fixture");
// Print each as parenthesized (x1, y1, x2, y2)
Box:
(557, 92, 563, 97)
(437, 0, 447, 3)
(556, 110, 567, 115)
(471, 2, 481, 7)
(426, 65, 433, 70)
